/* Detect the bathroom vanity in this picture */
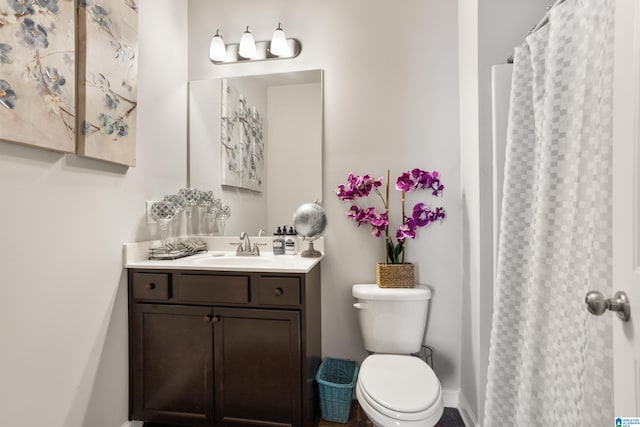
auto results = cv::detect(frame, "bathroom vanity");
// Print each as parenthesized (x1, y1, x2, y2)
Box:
(125, 244, 322, 427)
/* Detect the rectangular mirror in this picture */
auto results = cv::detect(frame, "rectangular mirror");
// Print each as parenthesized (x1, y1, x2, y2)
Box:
(188, 69, 323, 237)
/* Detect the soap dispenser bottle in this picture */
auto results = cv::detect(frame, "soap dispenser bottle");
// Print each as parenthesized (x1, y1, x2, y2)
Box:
(273, 227, 285, 255)
(285, 226, 296, 255)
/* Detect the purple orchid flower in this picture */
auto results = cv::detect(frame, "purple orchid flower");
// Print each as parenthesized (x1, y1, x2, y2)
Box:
(396, 172, 415, 192)
(396, 218, 417, 241)
(412, 202, 432, 227)
(336, 173, 383, 201)
(336, 168, 446, 263)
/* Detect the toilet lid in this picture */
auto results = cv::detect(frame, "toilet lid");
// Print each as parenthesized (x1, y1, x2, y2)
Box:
(359, 354, 441, 414)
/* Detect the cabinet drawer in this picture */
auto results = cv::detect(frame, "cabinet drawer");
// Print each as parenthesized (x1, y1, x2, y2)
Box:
(258, 277, 301, 306)
(178, 274, 249, 304)
(132, 273, 170, 300)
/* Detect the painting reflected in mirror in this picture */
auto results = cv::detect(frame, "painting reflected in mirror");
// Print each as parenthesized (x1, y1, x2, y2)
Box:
(220, 79, 264, 191)
(188, 69, 323, 237)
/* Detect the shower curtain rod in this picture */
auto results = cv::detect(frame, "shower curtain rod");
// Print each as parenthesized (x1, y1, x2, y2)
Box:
(507, 0, 567, 63)
(529, 0, 566, 34)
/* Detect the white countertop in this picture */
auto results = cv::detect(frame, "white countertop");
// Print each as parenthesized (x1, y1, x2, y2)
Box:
(123, 236, 323, 273)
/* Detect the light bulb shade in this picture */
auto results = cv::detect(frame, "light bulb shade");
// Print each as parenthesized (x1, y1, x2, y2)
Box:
(270, 23, 287, 56)
(238, 27, 257, 59)
(209, 30, 227, 62)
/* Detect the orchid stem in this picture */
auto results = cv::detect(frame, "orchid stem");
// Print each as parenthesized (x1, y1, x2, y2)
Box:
(385, 169, 390, 263)
(401, 190, 406, 263)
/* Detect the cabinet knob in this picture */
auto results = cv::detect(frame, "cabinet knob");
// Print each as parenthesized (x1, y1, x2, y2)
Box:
(145, 282, 156, 291)
(273, 287, 284, 296)
(203, 315, 222, 323)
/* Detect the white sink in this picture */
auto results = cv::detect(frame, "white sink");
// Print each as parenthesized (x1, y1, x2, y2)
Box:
(188, 255, 275, 267)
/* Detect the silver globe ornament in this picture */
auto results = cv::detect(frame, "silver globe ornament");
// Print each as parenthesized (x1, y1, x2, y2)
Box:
(293, 202, 326, 258)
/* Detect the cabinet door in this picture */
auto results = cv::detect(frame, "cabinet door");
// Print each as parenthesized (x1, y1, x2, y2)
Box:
(131, 304, 215, 426)
(213, 308, 301, 427)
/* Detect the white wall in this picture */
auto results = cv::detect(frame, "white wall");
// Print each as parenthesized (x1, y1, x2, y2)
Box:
(188, 0, 462, 393)
(458, 0, 481, 422)
(0, 1, 188, 426)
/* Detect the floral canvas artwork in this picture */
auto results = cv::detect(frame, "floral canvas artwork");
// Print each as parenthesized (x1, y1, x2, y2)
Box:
(220, 79, 264, 192)
(77, 0, 138, 166)
(220, 80, 242, 188)
(0, 0, 76, 153)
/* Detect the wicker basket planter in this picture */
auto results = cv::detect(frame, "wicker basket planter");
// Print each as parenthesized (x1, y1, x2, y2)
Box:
(376, 262, 415, 288)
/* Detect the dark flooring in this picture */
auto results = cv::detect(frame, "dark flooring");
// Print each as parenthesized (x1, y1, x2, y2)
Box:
(436, 407, 466, 427)
(317, 400, 465, 427)
(143, 401, 466, 427)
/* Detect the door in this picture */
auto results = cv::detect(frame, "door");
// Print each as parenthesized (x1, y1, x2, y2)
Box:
(131, 304, 215, 425)
(213, 307, 301, 427)
(613, 0, 640, 415)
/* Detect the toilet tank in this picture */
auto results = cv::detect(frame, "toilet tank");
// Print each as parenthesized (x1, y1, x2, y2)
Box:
(352, 284, 431, 354)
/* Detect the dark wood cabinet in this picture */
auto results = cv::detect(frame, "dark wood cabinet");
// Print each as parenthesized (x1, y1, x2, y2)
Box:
(214, 308, 301, 426)
(127, 265, 321, 427)
(131, 304, 215, 425)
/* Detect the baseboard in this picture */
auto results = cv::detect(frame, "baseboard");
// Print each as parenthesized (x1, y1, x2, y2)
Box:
(120, 421, 143, 427)
(456, 391, 481, 427)
(442, 387, 460, 407)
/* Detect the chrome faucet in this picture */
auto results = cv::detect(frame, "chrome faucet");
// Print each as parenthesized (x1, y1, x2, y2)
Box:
(236, 232, 260, 256)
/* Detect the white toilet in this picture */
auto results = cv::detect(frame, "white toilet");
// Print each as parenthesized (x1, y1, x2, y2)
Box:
(352, 284, 444, 427)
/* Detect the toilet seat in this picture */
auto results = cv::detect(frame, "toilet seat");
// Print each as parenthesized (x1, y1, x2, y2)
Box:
(357, 354, 443, 422)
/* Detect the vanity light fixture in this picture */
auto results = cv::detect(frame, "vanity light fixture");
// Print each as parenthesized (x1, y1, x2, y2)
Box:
(209, 29, 227, 62)
(209, 23, 302, 65)
(238, 26, 257, 59)
(270, 23, 287, 56)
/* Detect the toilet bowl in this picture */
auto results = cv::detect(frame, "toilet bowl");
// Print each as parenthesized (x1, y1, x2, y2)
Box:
(355, 354, 444, 427)
(352, 284, 444, 427)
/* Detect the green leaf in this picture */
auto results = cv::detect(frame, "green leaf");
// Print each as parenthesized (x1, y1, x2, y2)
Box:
(387, 241, 397, 263)
(394, 240, 404, 264)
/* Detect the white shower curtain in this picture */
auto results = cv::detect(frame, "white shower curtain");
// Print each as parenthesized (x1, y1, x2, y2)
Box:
(484, 1, 614, 426)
